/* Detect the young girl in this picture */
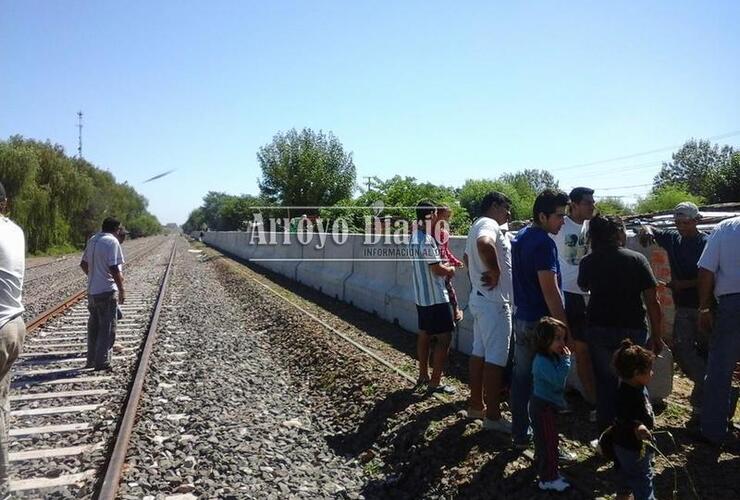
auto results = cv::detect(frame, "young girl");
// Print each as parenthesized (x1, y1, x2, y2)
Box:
(611, 339, 656, 500)
(434, 205, 464, 321)
(531, 317, 572, 492)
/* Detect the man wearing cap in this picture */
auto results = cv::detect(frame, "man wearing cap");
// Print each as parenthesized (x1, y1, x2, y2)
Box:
(697, 215, 740, 446)
(0, 181, 26, 489)
(639, 201, 708, 421)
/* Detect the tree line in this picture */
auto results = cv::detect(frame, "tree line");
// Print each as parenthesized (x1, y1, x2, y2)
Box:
(183, 128, 739, 235)
(0, 136, 162, 254)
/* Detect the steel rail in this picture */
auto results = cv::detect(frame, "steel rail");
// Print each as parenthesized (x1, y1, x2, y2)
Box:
(96, 241, 177, 500)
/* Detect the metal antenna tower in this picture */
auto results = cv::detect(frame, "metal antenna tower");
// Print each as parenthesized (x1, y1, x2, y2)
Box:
(77, 111, 83, 159)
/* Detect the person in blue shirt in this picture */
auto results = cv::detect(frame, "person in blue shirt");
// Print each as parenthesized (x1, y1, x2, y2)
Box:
(530, 317, 572, 492)
(510, 189, 570, 450)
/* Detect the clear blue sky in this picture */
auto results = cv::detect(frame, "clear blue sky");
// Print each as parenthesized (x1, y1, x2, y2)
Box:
(2, 1, 738, 224)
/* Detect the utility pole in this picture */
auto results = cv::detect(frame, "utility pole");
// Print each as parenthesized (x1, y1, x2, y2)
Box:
(77, 111, 83, 159)
(363, 176, 374, 192)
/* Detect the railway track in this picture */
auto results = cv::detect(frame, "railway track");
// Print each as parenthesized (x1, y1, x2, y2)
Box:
(6, 240, 177, 497)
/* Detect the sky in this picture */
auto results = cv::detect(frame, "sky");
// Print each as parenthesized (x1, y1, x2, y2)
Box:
(1, 1, 739, 224)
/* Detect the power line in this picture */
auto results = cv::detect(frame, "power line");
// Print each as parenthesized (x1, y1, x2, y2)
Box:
(550, 129, 740, 172)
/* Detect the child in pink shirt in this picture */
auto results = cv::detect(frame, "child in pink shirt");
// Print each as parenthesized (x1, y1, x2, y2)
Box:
(436, 206, 464, 321)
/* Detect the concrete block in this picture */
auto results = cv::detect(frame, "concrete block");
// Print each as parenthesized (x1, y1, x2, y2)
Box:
(320, 236, 354, 300)
(295, 236, 325, 291)
(343, 237, 396, 318)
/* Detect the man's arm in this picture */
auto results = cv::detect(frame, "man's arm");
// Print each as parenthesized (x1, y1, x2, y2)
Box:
(697, 267, 715, 333)
(430, 262, 455, 278)
(642, 287, 664, 353)
(477, 235, 500, 289)
(537, 270, 567, 324)
(110, 266, 125, 304)
(80, 261, 89, 275)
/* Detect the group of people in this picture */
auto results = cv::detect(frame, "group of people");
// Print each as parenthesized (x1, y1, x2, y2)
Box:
(409, 187, 740, 498)
(0, 181, 128, 493)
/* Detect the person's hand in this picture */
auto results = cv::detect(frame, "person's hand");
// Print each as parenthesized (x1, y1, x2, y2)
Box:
(560, 345, 571, 357)
(454, 307, 464, 322)
(118, 290, 126, 305)
(647, 336, 665, 355)
(481, 269, 500, 289)
(638, 227, 654, 248)
(456, 261, 465, 269)
(698, 310, 713, 334)
(635, 424, 652, 441)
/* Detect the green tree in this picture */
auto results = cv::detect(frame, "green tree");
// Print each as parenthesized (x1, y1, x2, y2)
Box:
(0, 135, 161, 253)
(499, 169, 559, 194)
(458, 179, 526, 220)
(596, 197, 633, 216)
(654, 139, 734, 200)
(703, 153, 740, 203)
(636, 185, 705, 214)
(257, 128, 356, 210)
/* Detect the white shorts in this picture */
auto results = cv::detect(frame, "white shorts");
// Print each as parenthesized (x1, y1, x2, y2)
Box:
(469, 293, 513, 367)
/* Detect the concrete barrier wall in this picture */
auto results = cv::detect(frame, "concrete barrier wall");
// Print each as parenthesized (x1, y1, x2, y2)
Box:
(202, 230, 675, 399)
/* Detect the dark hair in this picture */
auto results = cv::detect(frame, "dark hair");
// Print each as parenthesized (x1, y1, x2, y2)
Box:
(532, 189, 569, 221)
(569, 187, 594, 204)
(588, 214, 624, 251)
(0, 181, 6, 201)
(534, 317, 568, 357)
(102, 217, 121, 233)
(415, 199, 437, 222)
(613, 339, 655, 380)
(480, 191, 512, 215)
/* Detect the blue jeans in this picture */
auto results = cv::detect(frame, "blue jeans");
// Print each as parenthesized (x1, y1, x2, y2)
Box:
(511, 318, 538, 444)
(701, 293, 740, 443)
(585, 326, 648, 431)
(613, 445, 655, 500)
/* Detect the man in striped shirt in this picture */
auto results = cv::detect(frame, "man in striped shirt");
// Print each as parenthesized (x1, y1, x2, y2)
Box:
(410, 200, 457, 394)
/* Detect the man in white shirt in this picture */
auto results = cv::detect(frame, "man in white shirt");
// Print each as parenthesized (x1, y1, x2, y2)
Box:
(463, 192, 514, 433)
(697, 216, 740, 445)
(80, 217, 125, 371)
(0, 181, 25, 489)
(552, 187, 596, 413)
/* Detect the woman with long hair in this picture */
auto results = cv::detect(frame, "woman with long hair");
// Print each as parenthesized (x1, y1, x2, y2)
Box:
(577, 214, 665, 431)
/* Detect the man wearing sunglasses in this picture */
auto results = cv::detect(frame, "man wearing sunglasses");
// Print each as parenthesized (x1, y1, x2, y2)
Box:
(639, 202, 707, 424)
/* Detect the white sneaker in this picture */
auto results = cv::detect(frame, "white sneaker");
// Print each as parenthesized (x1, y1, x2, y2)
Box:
(464, 407, 486, 419)
(482, 417, 512, 434)
(538, 477, 571, 492)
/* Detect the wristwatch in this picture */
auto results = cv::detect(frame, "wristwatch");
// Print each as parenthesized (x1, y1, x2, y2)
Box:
(698, 308, 711, 314)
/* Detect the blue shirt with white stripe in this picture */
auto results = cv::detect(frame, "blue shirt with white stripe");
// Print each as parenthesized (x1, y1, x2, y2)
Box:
(410, 229, 449, 307)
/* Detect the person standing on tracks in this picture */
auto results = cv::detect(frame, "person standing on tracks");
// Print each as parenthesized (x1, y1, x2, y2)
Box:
(510, 189, 570, 451)
(551, 187, 597, 419)
(80, 217, 125, 371)
(638, 201, 708, 424)
(697, 215, 740, 446)
(463, 191, 514, 433)
(409, 200, 457, 394)
(0, 181, 26, 490)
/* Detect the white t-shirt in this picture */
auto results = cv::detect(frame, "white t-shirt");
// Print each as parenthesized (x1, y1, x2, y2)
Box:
(697, 216, 740, 297)
(465, 217, 512, 303)
(81, 232, 125, 295)
(552, 216, 589, 294)
(409, 229, 449, 306)
(0, 217, 25, 329)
